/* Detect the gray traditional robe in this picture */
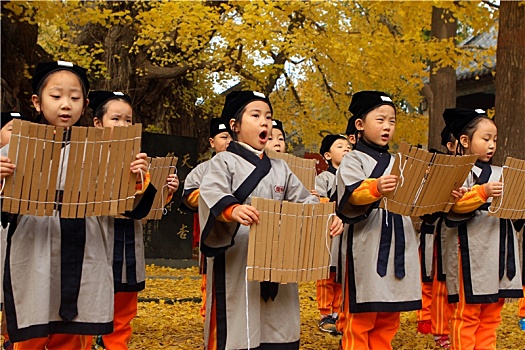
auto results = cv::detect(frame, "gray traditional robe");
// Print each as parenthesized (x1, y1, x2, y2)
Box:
(1, 142, 114, 342)
(315, 166, 340, 269)
(444, 163, 523, 303)
(199, 141, 318, 350)
(336, 141, 422, 313)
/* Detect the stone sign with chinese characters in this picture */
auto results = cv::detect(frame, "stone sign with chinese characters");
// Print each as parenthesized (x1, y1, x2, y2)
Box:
(141, 132, 198, 259)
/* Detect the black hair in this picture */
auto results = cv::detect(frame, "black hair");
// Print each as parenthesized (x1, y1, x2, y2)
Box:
(230, 107, 246, 141)
(455, 116, 495, 155)
(93, 97, 134, 125)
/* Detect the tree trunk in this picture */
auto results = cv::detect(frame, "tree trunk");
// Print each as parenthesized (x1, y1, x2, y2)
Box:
(426, 7, 457, 151)
(493, 1, 525, 165)
(1, 3, 52, 117)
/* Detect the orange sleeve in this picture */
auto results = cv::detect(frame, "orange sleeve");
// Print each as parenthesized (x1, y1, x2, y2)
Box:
(320, 197, 330, 204)
(217, 204, 240, 222)
(165, 193, 173, 205)
(135, 172, 151, 195)
(183, 189, 200, 209)
(451, 185, 488, 213)
(349, 178, 382, 205)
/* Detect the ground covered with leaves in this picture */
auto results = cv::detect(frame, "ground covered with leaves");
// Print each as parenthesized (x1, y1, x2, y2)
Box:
(129, 265, 525, 349)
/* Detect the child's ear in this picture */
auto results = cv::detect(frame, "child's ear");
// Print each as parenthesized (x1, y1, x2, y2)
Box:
(355, 118, 364, 131)
(459, 135, 469, 149)
(31, 94, 41, 112)
(446, 141, 456, 153)
(229, 119, 238, 133)
(93, 117, 103, 128)
(209, 137, 215, 149)
(324, 152, 332, 161)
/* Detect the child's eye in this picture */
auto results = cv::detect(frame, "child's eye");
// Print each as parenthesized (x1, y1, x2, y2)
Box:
(51, 95, 60, 99)
(71, 97, 81, 101)
(126, 120, 132, 124)
(112, 118, 120, 121)
(266, 115, 272, 120)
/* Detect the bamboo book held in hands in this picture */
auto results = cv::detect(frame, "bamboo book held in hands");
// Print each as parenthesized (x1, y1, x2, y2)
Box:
(247, 197, 335, 284)
(2, 120, 142, 218)
(379, 142, 478, 216)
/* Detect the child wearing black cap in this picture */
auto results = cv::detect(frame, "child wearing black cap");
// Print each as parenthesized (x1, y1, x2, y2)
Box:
(315, 134, 351, 335)
(198, 90, 343, 350)
(0, 61, 118, 349)
(181, 117, 232, 320)
(265, 119, 286, 153)
(86, 90, 178, 350)
(443, 108, 522, 350)
(336, 91, 423, 350)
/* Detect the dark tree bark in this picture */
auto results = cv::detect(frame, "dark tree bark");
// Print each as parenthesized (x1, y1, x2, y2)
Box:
(1, 3, 52, 118)
(493, 1, 525, 165)
(425, 7, 457, 151)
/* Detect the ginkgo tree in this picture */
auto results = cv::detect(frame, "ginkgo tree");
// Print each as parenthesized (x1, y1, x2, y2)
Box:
(1, 0, 498, 154)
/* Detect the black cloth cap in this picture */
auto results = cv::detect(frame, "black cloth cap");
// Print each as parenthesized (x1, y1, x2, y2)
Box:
(220, 91, 273, 130)
(271, 119, 285, 140)
(1, 112, 26, 129)
(444, 108, 487, 140)
(320, 134, 347, 155)
(209, 117, 228, 138)
(345, 115, 358, 136)
(348, 91, 396, 120)
(32, 60, 90, 95)
(88, 90, 133, 116)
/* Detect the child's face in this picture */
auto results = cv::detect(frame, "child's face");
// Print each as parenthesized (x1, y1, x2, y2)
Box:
(356, 105, 396, 147)
(31, 70, 86, 127)
(231, 100, 272, 150)
(94, 99, 133, 129)
(209, 131, 232, 153)
(325, 138, 351, 168)
(265, 128, 286, 153)
(461, 119, 497, 162)
(0, 120, 14, 148)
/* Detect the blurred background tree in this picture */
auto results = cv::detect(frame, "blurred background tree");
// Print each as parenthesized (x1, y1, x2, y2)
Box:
(2, 0, 517, 161)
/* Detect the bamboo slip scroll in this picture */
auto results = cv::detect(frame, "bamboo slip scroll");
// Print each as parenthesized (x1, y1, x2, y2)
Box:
(266, 149, 317, 191)
(144, 156, 178, 220)
(379, 142, 478, 216)
(488, 157, 525, 219)
(2, 119, 142, 218)
(246, 197, 335, 283)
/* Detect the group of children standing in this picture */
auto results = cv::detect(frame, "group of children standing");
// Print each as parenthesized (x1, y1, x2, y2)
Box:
(0, 61, 178, 350)
(0, 59, 524, 350)
(185, 89, 524, 350)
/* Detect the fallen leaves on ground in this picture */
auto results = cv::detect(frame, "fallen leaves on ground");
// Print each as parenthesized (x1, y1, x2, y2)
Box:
(130, 265, 525, 349)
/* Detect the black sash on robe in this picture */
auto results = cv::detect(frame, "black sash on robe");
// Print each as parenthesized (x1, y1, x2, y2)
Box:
(201, 142, 280, 301)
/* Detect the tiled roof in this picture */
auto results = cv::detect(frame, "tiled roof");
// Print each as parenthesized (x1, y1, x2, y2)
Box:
(456, 27, 497, 81)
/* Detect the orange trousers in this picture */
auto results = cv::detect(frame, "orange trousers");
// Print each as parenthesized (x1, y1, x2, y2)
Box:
(450, 251, 504, 350)
(341, 311, 400, 350)
(519, 287, 525, 318)
(341, 270, 400, 350)
(14, 334, 91, 350)
(432, 278, 453, 336)
(201, 274, 207, 320)
(316, 271, 342, 316)
(100, 291, 138, 350)
(416, 281, 432, 323)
